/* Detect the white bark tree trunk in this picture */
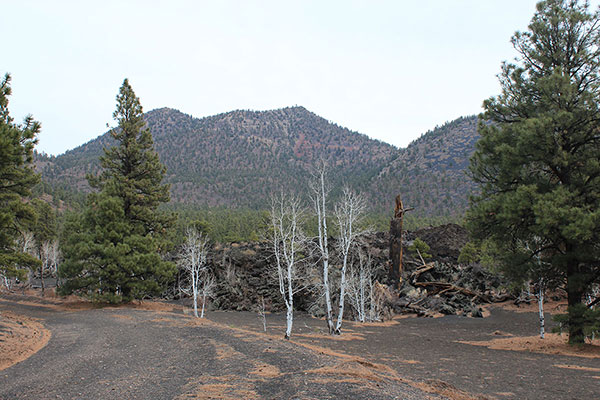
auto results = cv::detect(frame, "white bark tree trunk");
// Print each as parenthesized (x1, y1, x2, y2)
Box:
(347, 251, 376, 322)
(192, 273, 198, 318)
(286, 264, 294, 339)
(199, 272, 215, 319)
(178, 228, 209, 319)
(271, 194, 305, 340)
(359, 266, 366, 322)
(334, 187, 367, 334)
(335, 250, 349, 333)
(536, 282, 545, 339)
(310, 164, 335, 334)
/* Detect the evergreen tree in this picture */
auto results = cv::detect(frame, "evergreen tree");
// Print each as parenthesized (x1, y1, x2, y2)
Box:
(60, 79, 175, 302)
(0, 73, 41, 280)
(30, 199, 58, 249)
(468, 0, 600, 344)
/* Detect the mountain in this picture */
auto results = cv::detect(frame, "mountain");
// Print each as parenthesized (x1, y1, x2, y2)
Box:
(371, 116, 479, 217)
(35, 107, 480, 218)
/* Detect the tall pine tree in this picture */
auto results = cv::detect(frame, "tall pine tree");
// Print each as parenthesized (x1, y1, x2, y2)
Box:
(0, 73, 41, 280)
(60, 79, 175, 302)
(468, 0, 600, 344)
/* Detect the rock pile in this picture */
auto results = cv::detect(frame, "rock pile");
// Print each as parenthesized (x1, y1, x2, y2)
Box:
(362, 224, 508, 318)
(200, 224, 509, 318)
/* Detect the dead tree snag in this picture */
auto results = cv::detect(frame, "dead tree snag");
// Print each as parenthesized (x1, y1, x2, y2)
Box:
(389, 195, 413, 288)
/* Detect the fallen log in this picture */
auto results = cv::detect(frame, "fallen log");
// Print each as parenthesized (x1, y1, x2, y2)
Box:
(410, 263, 435, 282)
(413, 281, 491, 303)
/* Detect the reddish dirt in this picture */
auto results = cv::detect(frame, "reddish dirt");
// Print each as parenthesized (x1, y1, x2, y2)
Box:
(459, 333, 600, 359)
(493, 299, 568, 314)
(0, 310, 51, 371)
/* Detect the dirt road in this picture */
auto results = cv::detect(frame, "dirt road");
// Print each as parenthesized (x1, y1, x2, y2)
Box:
(0, 294, 443, 400)
(1, 294, 599, 399)
(209, 306, 600, 400)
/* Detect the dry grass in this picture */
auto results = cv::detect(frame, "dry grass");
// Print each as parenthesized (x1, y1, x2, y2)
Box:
(0, 293, 178, 313)
(147, 315, 212, 328)
(282, 331, 483, 400)
(210, 339, 245, 360)
(305, 360, 388, 383)
(0, 310, 51, 371)
(458, 333, 600, 358)
(249, 363, 281, 378)
(378, 356, 421, 364)
(293, 331, 366, 341)
(493, 392, 516, 397)
(304, 357, 481, 400)
(413, 380, 488, 400)
(553, 364, 600, 372)
(490, 330, 514, 337)
(310, 376, 364, 385)
(399, 359, 421, 364)
(177, 375, 259, 400)
(122, 300, 177, 313)
(492, 299, 567, 314)
(0, 297, 94, 311)
(288, 339, 355, 360)
(110, 313, 134, 321)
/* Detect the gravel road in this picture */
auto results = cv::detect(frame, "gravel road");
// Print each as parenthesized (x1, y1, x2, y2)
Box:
(0, 295, 443, 400)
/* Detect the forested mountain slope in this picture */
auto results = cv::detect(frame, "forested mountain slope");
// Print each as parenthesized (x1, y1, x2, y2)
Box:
(36, 108, 479, 217)
(371, 116, 479, 217)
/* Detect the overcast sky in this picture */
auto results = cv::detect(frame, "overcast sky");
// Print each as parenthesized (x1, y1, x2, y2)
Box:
(4, 1, 596, 156)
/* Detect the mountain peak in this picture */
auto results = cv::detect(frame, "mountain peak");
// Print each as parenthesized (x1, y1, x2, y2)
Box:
(38, 108, 480, 218)
(146, 106, 184, 115)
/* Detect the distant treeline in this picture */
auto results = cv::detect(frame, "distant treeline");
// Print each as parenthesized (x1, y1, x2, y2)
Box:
(166, 204, 462, 244)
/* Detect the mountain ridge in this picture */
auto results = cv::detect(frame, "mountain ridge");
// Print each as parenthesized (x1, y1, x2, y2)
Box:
(35, 106, 479, 217)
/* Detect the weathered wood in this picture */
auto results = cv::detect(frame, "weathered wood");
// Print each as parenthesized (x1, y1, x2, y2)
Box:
(410, 263, 435, 282)
(389, 218, 403, 286)
(413, 281, 491, 303)
(388, 195, 413, 287)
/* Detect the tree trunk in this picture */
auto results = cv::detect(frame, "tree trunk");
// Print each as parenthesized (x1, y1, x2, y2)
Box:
(285, 263, 294, 339)
(323, 259, 335, 334)
(284, 304, 293, 339)
(537, 287, 545, 339)
(389, 218, 403, 287)
(567, 259, 585, 344)
(335, 251, 349, 334)
(359, 276, 365, 323)
(40, 264, 45, 296)
(193, 284, 198, 318)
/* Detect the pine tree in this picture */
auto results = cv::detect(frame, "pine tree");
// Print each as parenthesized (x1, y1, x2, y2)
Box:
(59, 79, 175, 302)
(468, 0, 600, 344)
(0, 73, 41, 280)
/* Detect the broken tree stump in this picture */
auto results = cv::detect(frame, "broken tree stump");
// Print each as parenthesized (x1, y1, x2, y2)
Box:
(389, 194, 413, 288)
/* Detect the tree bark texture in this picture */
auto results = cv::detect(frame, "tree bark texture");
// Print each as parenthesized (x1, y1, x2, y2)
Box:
(389, 218, 403, 287)
(389, 195, 411, 288)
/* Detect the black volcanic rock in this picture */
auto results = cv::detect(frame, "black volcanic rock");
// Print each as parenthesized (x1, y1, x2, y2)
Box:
(410, 223, 469, 262)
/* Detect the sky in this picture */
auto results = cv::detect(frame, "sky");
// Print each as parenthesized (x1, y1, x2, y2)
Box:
(4, 1, 597, 156)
